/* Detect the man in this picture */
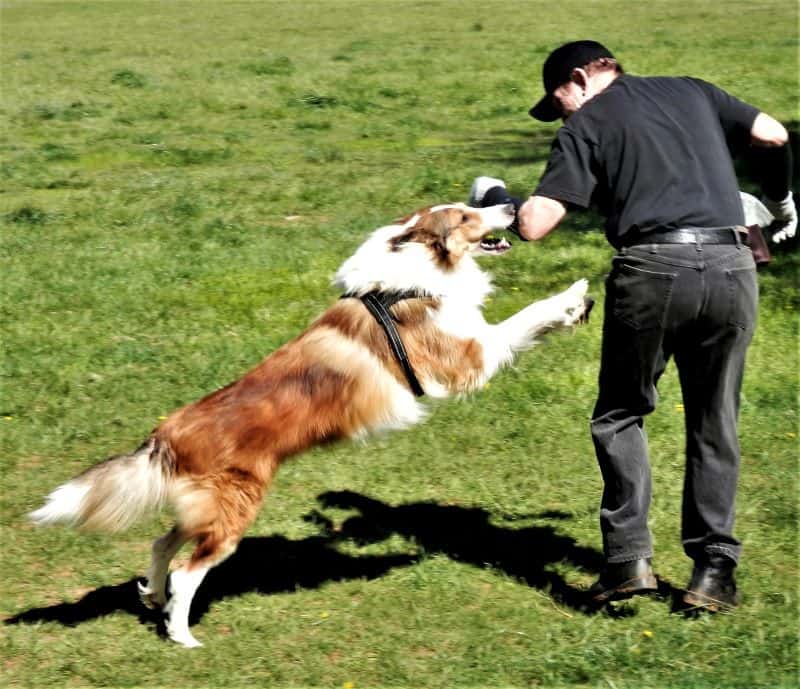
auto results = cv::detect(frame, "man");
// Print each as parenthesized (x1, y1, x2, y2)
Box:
(469, 40, 795, 611)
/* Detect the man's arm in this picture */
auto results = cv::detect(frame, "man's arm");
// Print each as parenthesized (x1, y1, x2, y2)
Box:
(750, 112, 788, 147)
(749, 112, 795, 243)
(517, 195, 567, 240)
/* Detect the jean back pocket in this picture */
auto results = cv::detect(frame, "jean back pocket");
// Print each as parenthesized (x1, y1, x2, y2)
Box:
(607, 262, 677, 331)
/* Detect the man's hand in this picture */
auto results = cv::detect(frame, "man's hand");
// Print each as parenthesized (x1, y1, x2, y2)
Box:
(468, 176, 525, 237)
(764, 192, 798, 244)
(468, 176, 507, 207)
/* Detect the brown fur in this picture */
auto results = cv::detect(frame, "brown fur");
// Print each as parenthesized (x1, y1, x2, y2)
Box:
(29, 201, 589, 645)
(151, 282, 486, 570)
(147, 207, 502, 571)
(391, 206, 489, 269)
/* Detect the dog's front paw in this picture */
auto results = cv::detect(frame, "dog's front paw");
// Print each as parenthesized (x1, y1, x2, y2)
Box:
(560, 279, 591, 327)
(567, 278, 589, 299)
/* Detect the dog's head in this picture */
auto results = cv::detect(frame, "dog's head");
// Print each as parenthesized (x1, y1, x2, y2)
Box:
(333, 202, 515, 298)
(390, 203, 515, 268)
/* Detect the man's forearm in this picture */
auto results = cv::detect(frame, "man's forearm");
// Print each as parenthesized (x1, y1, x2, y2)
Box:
(750, 111, 793, 202)
(517, 195, 567, 240)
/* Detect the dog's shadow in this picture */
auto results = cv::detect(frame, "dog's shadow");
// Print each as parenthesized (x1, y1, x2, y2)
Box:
(5, 491, 685, 633)
(309, 490, 603, 611)
(4, 525, 416, 633)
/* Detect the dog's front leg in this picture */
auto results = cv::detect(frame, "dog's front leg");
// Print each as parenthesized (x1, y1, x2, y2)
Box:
(481, 279, 589, 378)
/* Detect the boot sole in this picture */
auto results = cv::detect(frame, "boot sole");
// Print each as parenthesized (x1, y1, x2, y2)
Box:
(682, 589, 738, 612)
(591, 572, 658, 604)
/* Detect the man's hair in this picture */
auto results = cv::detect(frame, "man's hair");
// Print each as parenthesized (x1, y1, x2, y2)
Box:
(584, 57, 624, 75)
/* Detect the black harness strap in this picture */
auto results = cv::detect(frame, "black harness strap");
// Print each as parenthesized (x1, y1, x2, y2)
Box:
(344, 291, 427, 397)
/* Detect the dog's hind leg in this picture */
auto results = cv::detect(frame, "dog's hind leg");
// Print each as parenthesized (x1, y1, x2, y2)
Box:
(163, 537, 237, 648)
(138, 525, 187, 610)
(163, 469, 267, 647)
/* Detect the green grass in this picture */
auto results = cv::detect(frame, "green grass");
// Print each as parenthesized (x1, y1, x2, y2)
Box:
(1, 1, 798, 687)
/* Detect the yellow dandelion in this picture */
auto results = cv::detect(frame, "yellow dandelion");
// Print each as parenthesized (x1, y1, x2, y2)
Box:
(343, 682, 355, 689)
(642, 629, 654, 639)
(158, 415, 168, 421)
(319, 611, 329, 619)
(675, 404, 684, 412)
(786, 432, 796, 439)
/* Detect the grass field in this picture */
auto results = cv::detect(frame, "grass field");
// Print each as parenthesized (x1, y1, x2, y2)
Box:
(1, 1, 798, 687)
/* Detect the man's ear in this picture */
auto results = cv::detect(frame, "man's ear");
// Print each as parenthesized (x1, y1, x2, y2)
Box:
(570, 67, 589, 90)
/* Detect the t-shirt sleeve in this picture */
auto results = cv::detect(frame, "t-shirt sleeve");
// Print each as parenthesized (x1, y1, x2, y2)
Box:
(691, 78, 759, 149)
(534, 127, 597, 209)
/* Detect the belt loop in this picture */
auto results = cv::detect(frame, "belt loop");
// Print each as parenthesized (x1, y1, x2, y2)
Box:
(695, 229, 702, 252)
(733, 226, 742, 249)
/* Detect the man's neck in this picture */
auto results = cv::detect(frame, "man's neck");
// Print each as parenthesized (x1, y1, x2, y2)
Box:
(589, 71, 621, 98)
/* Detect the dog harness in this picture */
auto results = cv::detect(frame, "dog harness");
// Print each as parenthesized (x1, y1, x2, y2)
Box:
(342, 290, 427, 397)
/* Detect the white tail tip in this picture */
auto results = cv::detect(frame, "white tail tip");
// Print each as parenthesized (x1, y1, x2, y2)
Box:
(28, 482, 89, 526)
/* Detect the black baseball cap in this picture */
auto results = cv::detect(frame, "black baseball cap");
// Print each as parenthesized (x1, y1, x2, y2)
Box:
(529, 40, 614, 121)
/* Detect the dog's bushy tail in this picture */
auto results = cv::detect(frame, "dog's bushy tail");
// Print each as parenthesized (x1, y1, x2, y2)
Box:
(28, 438, 173, 532)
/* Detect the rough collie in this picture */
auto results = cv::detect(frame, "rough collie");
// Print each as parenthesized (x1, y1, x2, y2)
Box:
(29, 202, 591, 647)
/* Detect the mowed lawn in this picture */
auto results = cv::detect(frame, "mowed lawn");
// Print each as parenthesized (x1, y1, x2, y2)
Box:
(1, 1, 797, 687)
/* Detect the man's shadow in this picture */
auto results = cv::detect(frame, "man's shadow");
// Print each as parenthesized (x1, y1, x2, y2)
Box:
(5, 491, 683, 635)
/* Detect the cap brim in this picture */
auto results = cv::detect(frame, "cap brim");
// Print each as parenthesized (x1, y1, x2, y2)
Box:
(529, 94, 561, 122)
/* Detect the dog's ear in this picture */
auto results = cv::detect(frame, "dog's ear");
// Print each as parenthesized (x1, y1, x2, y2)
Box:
(424, 208, 476, 266)
(417, 208, 463, 264)
(444, 230, 468, 262)
(390, 207, 466, 267)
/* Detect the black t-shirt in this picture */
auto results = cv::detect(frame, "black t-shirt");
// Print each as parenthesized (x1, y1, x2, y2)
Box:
(534, 74, 760, 246)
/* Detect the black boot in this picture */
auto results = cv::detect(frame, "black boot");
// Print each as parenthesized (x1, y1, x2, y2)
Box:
(587, 558, 658, 603)
(683, 555, 739, 612)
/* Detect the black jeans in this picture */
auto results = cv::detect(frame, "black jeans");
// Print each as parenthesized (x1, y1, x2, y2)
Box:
(590, 241, 758, 565)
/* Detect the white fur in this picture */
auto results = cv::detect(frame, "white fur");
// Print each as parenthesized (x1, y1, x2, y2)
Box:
(28, 439, 169, 532)
(164, 542, 237, 647)
(334, 204, 495, 303)
(334, 205, 589, 396)
(164, 566, 211, 647)
(28, 482, 91, 527)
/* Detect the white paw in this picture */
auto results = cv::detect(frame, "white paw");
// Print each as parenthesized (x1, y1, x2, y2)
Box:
(561, 305, 586, 327)
(567, 278, 589, 298)
(138, 580, 166, 610)
(560, 279, 591, 327)
(168, 629, 203, 648)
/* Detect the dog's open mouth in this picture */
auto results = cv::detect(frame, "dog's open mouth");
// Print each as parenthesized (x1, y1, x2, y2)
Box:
(478, 235, 512, 255)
